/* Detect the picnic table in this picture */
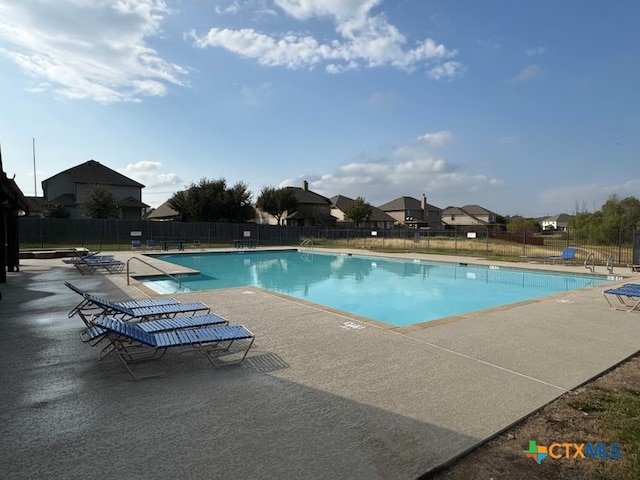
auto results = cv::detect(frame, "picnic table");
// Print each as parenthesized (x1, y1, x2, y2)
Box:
(162, 240, 186, 251)
(234, 239, 257, 249)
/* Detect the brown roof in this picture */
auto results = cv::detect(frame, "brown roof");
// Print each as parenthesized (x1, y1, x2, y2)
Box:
(117, 196, 149, 208)
(330, 195, 395, 222)
(43, 159, 144, 188)
(378, 196, 441, 212)
(286, 186, 331, 205)
(459, 204, 497, 216)
(146, 200, 179, 220)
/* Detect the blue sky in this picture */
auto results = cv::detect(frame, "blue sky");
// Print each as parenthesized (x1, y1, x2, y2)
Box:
(0, 0, 638, 217)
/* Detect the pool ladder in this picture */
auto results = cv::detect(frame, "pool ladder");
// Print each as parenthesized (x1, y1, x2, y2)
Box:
(126, 256, 183, 288)
(584, 253, 595, 273)
(583, 253, 615, 274)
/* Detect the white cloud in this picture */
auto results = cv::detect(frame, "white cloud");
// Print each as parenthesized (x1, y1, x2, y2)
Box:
(427, 61, 464, 80)
(214, 0, 278, 18)
(364, 91, 396, 107)
(280, 131, 503, 208)
(193, 0, 462, 78)
(525, 46, 545, 56)
(275, 0, 382, 21)
(508, 64, 548, 84)
(394, 130, 454, 158)
(122, 161, 181, 189)
(0, 0, 188, 102)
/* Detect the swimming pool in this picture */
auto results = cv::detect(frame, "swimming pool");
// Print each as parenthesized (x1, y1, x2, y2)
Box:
(141, 250, 618, 327)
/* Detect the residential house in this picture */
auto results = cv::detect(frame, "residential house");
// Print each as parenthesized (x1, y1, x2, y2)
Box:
(378, 195, 442, 229)
(23, 196, 47, 217)
(41, 159, 148, 219)
(146, 200, 179, 221)
(541, 213, 573, 231)
(441, 204, 499, 229)
(330, 195, 395, 229)
(257, 181, 336, 226)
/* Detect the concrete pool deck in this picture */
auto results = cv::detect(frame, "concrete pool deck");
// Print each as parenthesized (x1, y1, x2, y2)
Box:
(1, 248, 639, 479)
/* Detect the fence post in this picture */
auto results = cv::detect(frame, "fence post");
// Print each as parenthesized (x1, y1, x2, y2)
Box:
(618, 228, 623, 264)
(486, 226, 489, 252)
(454, 227, 458, 254)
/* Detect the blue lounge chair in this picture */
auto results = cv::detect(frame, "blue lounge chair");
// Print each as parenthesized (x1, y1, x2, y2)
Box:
(146, 239, 157, 250)
(72, 255, 126, 275)
(131, 239, 142, 250)
(65, 281, 210, 324)
(603, 283, 640, 312)
(66, 281, 181, 320)
(544, 247, 577, 264)
(94, 315, 255, 379)
(80, 312, 230, 344)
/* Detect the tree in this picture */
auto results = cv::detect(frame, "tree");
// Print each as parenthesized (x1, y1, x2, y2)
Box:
(168, 178, 254, 223)
(223, 181, 255, 223)
(43, 203, 70, 218)
(343, 196, 373, 227)
(167, 190, 191, 222)
(600, 195, 640, 230)
(80, 184, 117, 219)
(256, 186, 298, 225)
(505, 215, 540, 234)
(569, 195, 640, 244)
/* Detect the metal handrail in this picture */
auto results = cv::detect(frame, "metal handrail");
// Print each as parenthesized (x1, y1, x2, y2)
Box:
(606, 254, 614, 274)
(300, 238, 314, 250)
(584, 252, 595, 273)
(126, 256, 182, 287)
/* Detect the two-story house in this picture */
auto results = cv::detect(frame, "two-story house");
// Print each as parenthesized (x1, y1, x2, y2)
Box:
(284, 181, 336, 226)
(378, 195, 442, 229)
(541, 214, 573, 231)
(41, 159, 148, 219)
(330, 195, 395, 229)
(441, 204, 498, 228)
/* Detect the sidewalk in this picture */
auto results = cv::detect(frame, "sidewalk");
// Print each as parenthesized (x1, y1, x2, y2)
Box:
(1, 252, 639, 479)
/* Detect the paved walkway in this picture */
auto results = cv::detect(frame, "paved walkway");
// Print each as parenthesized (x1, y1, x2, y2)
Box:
(1, 249, 639, 479)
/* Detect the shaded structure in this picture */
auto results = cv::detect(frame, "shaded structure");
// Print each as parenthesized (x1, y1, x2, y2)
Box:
(0, 146, 29, 284)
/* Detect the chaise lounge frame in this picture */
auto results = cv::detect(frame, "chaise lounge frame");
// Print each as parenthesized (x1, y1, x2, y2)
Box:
(94, 315, 255, 380)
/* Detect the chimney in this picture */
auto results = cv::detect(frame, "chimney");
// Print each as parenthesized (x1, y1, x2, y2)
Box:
(302, 180, 308, 191)
(421, 194, 427, 211)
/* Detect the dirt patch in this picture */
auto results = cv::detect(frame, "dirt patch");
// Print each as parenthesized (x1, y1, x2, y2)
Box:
(426, 353, 640, 480)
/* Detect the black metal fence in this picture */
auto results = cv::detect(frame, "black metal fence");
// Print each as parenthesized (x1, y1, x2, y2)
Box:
(17, 217, 640, 267)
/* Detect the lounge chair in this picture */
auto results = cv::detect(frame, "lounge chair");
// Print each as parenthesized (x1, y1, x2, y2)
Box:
(66, 281, 181, 319)
(544, 247, 577, 264)
(628, 264, 640, 273)
(94, 315, 255, 379)
(65, 281, 210, 323)
(63, 250, 114, 265)
(71, 255, 125, 275)
(146, 239, 157, 250)
(603, 283, 640, 312)
(80, 312, 230, 344)
(131, 239, 142, 250)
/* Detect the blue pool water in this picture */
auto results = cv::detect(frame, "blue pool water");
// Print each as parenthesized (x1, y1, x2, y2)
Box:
(141, 250, 617, 327)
